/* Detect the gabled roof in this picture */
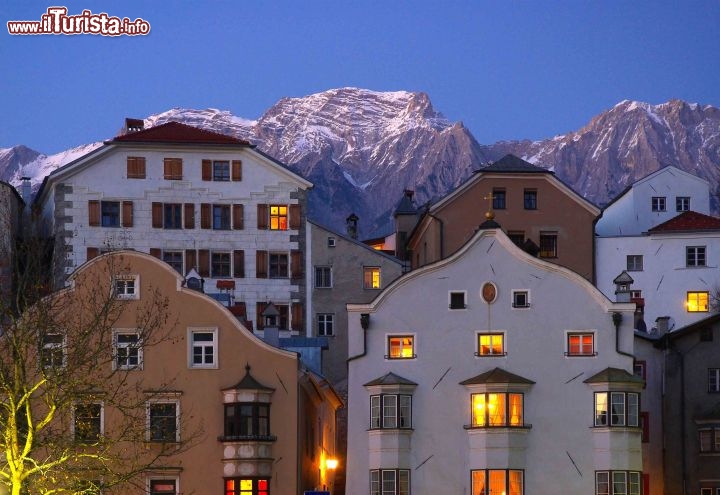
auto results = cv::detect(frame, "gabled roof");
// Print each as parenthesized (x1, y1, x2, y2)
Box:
(477, 154, 552, 174)
(584, 367, 644, 384)
(308, 219, 403, 265)
(364, 372, 417, 387)
(224, 364, 275, 392)
(459, 367, 535, 385)
(110, 121, 252, 146)
(394, 190, 417, 216)
(648, 210, 720, 233)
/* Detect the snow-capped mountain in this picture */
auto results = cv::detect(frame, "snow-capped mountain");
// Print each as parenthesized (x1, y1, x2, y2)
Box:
(3, 90, 720, 237)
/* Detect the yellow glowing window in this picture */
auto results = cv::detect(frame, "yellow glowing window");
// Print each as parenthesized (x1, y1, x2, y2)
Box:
(388, 336, 415, 359)
(471, 393, 523, 427)
(269, 205, 288, 230)
(364, 267, 381, 289)
(477, 334, 505, 356)
(567, 333, 594, 356)
(687, 291, 709, 312)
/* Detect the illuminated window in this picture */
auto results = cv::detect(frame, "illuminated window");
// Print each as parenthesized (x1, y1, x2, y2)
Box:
(472, 469, 524, 495)
(148, 402, 179, 442)
(113, 330, 142, 370)
(224, 478, 269, 495)
(387, 336, 415, 359)
(364, 267, 381, 289)
(370, 394, 412, 429)
(370, 469, 410, 495)
(476, 333, 505, 356)
(269, 205, 288, 230)
(687, 292, 709, 312)
(594, 392, 639, 427)
(595, 471, 641, 495)
(149, 479, 177, 495)
(471, 393, 523, 427)
(651, 196, 666, 212)
(567, 333, 595, 356)
(40, 333, 65, 368)
(687, 246, 707, 267)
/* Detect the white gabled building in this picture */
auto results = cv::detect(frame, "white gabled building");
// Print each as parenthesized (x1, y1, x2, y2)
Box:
(346, 221, 643, 495)
(35, 120, 313, 336)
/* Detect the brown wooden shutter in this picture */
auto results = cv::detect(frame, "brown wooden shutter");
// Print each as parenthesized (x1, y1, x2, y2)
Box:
(201, 159, 212, 181)
(292, 303, 303, 332)
(88, 200, 100, 227)
(291, 249, 302, 279)
(126, 157, 146, 178)
(200, 203, 211, 229)
(232, 204, 244, 230)
(184, 203, 195, 229)
(198, 249, 210, 277)
(256, 250, 268, 279)
(149, 248, 162, 259)
(152, 202, 163, 228)
(232, 160, 242, 181)
(256, 302, 268, 330)
(86, 247, 99, 260)
(122, 201, 133, 227)
(185, 250, 197, 272)
(257, 204, 268, 229)
(233, 250, 245, 278)
(164, 158, 182, 180)
(289, 204, 301, 230)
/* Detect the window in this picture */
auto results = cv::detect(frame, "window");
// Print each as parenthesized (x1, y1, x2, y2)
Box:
(114, 275, 139, 299)
(224, 479, 269, 495)
(369, 469, 410, 495)
(523, 189, 537, 210)
(472, 469, 524, 495)
(633, 360, 646, 388)
(699, 427, 720, 453)
(213, 205, 231, 230)
(113, 331, 142, 370)
(328, 236, 336, 247)
(189, 329, 217, 368)
(370, 394, 412, 429)
(269, 253, 289, 278)
(476, 333, 505, 356)
(594, 392, 639, 427)
(512, 290, 529, 308)
(508, 231, 525, 247)
(449, 291, 466, 309)
(687, 291, 709, 312)
(471, 393, 524, 427)
(127, 156, 146, 179)
(40, 333, 65, 368)
(595, 471, 641, 495)
(708, 368, 720, 393)
(213, 161, 230, 181)
(74, 402, 102, 442)
(387, 336, 415, 359)
(164, 203, 182, 229)
(163, 158, 182, 180)
(317, 313, 334, 336)
(539, 232, 557, 258)
(651, 196, 666, 212)
(148, 402, 179, 442)
(270, 205, 288, 230)
(224, 403, 270, 439)
(149, 479, 177, 495)
(567, 333, 595, 356)
(364, 267, 381, 289)
(676, 196, 690, 212)
(315, 266, 332, 288)
(212, 252, 231, 278)
(101, 201, 120, 227)
(687, 246, 706, 267)
(492, 189, 506, 210)
(162, 251, 183, 275)
(626, 255, 643, 271)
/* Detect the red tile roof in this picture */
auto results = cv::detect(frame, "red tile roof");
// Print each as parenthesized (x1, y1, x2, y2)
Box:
(110, 121, 251, 145)
(648, 211, 720, 233)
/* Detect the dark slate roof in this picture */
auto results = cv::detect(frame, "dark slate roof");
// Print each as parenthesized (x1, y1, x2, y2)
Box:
(394, 191, 417, 216)
(584, 367, 644, 384)
(648, 210, 720, 233)
(224, 364, 275, 391)
(613, 270, 634, 284)
(459, 367, 535, 386)
(364, 372, 418, 387)
(478, 154, 552, 174)
(110, 121, 252, 146)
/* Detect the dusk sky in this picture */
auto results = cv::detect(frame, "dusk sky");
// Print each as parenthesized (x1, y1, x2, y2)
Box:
(2, 1, 719, 154)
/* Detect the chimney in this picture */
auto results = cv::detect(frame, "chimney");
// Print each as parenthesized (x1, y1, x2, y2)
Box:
(613, 271, 634, 303)
(346, 213, 359, 239)
(20, 177, 31, 204)
(122, 118, 145, 135)
(655, 316, 670, 336)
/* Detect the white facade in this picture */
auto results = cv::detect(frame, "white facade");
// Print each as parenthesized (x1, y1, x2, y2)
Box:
(346, 227, 642, 495)
(595, 166, 710, 236)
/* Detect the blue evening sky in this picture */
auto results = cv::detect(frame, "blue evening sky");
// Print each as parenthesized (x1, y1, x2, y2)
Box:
(2, 1, 719, 154)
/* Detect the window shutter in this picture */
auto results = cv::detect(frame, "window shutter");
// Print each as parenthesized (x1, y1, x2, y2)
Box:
(122, 201, 133, 227)
(184, 203, 195, 229)
(127, 157, 146, 178)
(201, 160, 212, 181)
(232, 160, 242, 181)
(256, 250, 268, 279)
(200, 204, 211, 229)
(233, 250, 245, 278)
(152, 202, 163, 228)
(88, 200, 100, 227)
(198, 249, 210, 277)
(292, 303, 303, 332)
(291, 250, 303, 279)
(164, 158, 182, 180)
(257, 204, 268, 229)
(289, 204, 301, 230)
(185, 250, 197, 272)
(86, 247, 99, 260)
(256, 302, 268, 330)
(149, 248, 161, 259)
(232, 204, 244, 230)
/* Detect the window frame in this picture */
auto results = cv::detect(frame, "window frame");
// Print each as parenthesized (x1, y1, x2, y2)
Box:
(470, 392, 524, 428)
(213, 204, 232, 230)
(269, 204, 288, 230)
(113, 329, 143, 370)
(471, 469, 524, 495)
(386, 335, 416, 360)
(40, 332, 66, 369)
(676, 196, 690, 212)
(211, 252, 232, 278)
(213, 160, 230, 181)
(147, 400, 180, 443)
(492, 188, 506, 210)
(188, 328, 218, 369)
(651, 196, 666, 212)
(269, 253, 289, 279)
(476, 332, 506, 357)
(114, 275, 139, 300)
(223, 402, 271, 440)
(163, 203, 183, 229)
(73, 401, 103, 443)
(363, 266, 381, 289)
(369, 394, 412, 429)
(369, 469, 410, 495)
(626, 255, 643, 272)
(224, 478, 270, 495)
(539, 232, 558, 258)
(512, 290, 530, 309)
(162, 250, 184, 275)
(566, 332, 596, 357)
(523, 189, 537, 210)
(149, 478, 178, 495)
(595, 471, 641, 495)
(314, 266, 332, 288)
(101, 200, 121, 228)
(317, 313, 334, 336)
(687, 291, 709, 312)
(708, 368, 720, 393)
(686, 246, 707, 267)
(593, 391, 640, 427)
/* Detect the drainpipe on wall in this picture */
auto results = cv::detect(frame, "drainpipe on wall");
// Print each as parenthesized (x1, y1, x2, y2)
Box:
(612, 312, 635, 359)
